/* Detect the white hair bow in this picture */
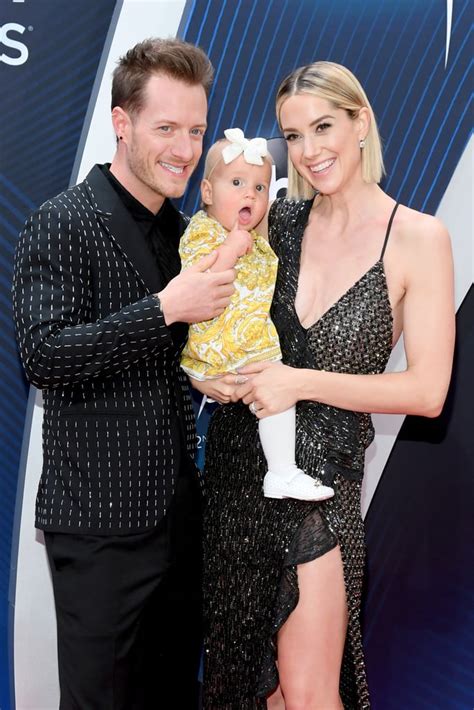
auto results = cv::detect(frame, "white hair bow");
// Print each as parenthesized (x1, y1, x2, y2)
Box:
(222, 128, 268, 166)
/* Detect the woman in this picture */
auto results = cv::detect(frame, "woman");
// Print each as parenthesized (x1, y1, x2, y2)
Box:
(194, 62, 454, 709)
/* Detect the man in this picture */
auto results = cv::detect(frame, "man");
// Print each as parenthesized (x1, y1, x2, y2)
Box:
(12, 38, 234, 709)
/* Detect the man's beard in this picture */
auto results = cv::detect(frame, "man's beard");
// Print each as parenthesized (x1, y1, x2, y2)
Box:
(128, 143, 187, 201)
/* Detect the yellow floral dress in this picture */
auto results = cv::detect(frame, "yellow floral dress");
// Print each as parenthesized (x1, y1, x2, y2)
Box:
(180, 211, 281, 380)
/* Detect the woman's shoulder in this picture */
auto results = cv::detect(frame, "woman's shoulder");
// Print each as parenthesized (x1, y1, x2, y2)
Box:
(393, 204, 451, 255)
(385, 204, 452, 291)
(268, 197, 312, 250)
(269, 196, 311, 223)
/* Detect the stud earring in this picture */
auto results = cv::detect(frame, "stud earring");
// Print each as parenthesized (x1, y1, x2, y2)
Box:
(359, 138, 366, 149)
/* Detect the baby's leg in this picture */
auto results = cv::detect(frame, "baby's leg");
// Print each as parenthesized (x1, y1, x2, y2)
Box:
(259, 410, 334, 501)
(258, 406, 298, 476)
(257, 363, 333, 502)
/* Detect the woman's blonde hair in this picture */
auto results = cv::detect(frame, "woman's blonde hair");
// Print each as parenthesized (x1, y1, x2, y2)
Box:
(276, 61, 385, 199)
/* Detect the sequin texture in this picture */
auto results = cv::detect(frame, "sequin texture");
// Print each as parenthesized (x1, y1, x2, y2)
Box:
(203, 198, 393, 708)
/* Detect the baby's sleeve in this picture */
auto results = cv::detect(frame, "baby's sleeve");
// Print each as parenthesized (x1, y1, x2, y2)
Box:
(179, 218, 225, 270)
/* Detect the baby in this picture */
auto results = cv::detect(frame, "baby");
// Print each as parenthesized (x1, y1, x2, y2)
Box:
(180, 128, 334, 502)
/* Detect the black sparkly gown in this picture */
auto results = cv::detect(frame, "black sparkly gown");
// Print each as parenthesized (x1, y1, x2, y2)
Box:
(203, 198, 397, 709)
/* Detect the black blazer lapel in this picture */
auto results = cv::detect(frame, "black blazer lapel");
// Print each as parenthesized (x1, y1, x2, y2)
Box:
(83, 165, 164, 294)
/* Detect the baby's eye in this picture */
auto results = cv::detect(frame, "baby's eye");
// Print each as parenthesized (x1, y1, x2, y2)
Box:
(315, 122, 331, 133)
(232, 178, 243, 187)
(256, 184, 267, 192)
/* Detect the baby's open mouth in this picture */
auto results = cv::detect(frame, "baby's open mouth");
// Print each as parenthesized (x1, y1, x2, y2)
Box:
(239, 207, 252, 223)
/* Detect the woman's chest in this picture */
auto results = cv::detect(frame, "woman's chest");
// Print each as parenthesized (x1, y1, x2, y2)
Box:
(294, 232, 386, 329)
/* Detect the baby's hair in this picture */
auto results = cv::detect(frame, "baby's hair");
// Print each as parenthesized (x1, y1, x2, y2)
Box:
(203, 139, 228, 179)
(203, 137, 274, 180)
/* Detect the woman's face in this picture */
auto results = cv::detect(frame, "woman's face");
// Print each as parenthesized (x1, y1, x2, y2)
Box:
(279, 94, 368, 195)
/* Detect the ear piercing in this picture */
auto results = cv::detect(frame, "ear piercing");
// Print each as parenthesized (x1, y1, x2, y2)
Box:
(359, 138, 366, 149)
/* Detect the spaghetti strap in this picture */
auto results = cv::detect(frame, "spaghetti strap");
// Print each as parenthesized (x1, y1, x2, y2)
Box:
(380, 202, 399, 260)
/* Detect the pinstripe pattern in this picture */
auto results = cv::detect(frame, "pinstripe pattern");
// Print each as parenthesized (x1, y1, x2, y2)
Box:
(12, 165, 197, 534)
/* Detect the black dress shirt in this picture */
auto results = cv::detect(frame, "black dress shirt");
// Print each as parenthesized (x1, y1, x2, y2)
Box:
(101, 165, 190, 468)
(100, 164, 189, 343)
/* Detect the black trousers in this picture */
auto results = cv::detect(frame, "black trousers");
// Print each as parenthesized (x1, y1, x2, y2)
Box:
(45, 463, 202, 710)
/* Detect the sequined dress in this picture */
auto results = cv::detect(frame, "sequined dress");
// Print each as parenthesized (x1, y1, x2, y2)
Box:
(203, 198, 397, 709)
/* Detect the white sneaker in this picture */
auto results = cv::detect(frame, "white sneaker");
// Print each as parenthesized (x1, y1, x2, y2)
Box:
(263, 470, 334, 501)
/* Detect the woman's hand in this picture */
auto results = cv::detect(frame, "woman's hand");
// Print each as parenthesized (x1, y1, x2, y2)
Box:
(189, 374, 245, 405)
(237, 362, 302, 418)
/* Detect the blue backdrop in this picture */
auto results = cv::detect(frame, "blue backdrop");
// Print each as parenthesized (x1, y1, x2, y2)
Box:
(1, 1, 472, 708)
(0, 2, 117, 707)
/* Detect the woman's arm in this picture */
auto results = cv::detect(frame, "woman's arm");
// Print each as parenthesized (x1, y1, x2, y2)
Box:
(239, 217, 455, 419)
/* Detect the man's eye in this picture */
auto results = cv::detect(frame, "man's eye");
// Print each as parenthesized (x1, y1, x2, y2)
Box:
(158, 126, 171, 133)
(191, 128, 205, 136)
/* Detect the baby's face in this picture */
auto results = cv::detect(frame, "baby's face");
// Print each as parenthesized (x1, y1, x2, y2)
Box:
(201, 154, 271, 232)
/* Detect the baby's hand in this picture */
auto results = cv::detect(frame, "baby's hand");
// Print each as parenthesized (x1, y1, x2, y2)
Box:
(226, 220, 253, 257)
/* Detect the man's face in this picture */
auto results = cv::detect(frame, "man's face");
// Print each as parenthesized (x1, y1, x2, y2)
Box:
(124, 74, 207, 210)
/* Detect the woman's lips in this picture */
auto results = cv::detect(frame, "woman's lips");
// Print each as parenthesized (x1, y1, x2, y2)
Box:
(310, 157, 336, 174)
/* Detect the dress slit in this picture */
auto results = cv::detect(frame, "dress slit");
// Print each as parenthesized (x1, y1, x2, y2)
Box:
(256, 505, 338, 698)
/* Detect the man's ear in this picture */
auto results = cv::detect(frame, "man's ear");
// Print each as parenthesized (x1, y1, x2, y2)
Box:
(201, 179, 213, 206)
(111, 106, 131, 143)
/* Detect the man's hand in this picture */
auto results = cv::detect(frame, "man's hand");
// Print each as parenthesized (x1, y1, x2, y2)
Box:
(158, 252, 235, 325)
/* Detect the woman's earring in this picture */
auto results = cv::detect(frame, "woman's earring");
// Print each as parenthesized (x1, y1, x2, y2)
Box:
(359, 138, 366, 149)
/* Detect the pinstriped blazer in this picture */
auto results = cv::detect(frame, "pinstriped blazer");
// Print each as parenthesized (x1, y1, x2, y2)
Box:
(12, 165, 198, 534)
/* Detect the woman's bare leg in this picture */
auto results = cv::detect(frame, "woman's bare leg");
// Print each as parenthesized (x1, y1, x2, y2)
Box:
(267, 682, 285, 709)
(277, 545, 347, 710)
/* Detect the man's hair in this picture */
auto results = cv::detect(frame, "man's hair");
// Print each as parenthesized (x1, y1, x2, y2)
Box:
(112, 37, 214, 115)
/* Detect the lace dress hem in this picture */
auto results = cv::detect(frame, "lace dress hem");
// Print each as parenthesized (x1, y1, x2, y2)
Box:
(256, 505, 338, 697)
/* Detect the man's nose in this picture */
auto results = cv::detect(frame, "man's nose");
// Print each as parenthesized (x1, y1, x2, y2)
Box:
(171, 133, 194, 162)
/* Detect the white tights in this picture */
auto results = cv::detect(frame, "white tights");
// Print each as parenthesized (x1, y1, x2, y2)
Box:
(258, 406, 300, 480)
